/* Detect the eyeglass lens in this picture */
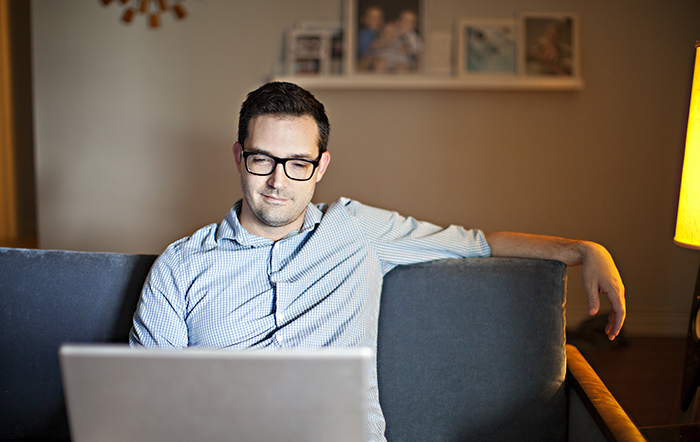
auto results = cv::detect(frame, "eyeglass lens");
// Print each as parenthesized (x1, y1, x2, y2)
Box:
(245, 153, 316, 180)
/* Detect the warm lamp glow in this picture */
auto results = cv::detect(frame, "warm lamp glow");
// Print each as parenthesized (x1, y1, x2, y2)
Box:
(675, 43, 700, 250)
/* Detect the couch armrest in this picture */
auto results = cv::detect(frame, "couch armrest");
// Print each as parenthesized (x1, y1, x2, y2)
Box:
(566, 344, 646, 442)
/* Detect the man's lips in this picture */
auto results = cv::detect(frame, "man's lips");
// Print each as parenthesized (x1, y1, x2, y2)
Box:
(261, 194, 289, 204)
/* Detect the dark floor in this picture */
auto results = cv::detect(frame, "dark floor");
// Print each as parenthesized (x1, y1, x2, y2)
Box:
(579, 337, 688, 428)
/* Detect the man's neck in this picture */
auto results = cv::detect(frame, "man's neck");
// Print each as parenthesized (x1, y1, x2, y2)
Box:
(237, 204, 305, 242)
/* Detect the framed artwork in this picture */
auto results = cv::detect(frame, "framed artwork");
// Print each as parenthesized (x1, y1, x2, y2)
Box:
(286, 29, 331, 76)
(346, 0, 427, 74)
(456, 19, 516, 75)
(519, 12, 579, 77)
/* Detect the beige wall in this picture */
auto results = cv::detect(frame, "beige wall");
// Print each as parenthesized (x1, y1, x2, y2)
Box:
(31, 0, 700, 336)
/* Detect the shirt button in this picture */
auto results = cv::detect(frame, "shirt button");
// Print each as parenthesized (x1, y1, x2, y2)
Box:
(276, 313, 284, 322)
(276, 335, 283, 343)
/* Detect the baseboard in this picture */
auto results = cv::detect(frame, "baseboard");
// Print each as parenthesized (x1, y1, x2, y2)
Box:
(566, 307, 688, 338)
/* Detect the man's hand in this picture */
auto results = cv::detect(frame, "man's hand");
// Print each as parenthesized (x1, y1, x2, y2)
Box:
(579, 241, 626, 340)
(484, 231, 626, 340)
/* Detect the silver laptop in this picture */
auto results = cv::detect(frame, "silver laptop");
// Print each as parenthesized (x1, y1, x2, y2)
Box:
(59, 344, 371, 442)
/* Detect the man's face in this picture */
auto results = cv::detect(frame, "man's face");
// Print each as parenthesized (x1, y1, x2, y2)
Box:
(233, 114, 330, 240)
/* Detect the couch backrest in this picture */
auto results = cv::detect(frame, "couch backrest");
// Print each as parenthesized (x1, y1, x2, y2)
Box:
(377, 257, 568, 442)
(0, 248, 156, 440)
(0, 248, 567, 442)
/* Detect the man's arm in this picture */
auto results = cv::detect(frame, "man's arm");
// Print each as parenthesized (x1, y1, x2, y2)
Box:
(484, 231, 626, 341)
(129, 249, 189, 348)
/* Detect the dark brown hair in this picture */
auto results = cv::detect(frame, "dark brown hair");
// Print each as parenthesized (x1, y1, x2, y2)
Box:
(238, 82, 330, 154)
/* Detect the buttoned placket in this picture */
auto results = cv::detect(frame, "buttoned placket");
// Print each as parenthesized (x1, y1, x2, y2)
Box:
(269, 241, 285, 345)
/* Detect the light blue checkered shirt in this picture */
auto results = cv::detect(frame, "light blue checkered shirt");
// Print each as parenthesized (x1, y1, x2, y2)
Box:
(130, 197, 490, 442)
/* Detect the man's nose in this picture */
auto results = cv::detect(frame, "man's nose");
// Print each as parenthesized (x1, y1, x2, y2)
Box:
(266, 163, 288, 188)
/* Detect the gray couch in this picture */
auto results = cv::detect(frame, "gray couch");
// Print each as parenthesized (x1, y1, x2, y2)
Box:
(0, 247, 645, 441)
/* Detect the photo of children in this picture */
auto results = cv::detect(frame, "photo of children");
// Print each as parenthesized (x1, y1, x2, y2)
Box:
(356, 0, 424, 73)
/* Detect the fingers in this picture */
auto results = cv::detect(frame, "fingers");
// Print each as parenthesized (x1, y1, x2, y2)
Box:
(605, 314, 613, 335)
(606, 295, 626, 340)
(605, 278, 626, 340)
(588, 295, 624, 341)
(597, 289, 625, 340)
(587, 289, 601, 317)
(584, 275, 626, 340)
(605, 311, 623, 340)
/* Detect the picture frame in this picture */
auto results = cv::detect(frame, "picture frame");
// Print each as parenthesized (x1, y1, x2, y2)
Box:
(456, 19, 517, 76)
(519, 12, 579, 77)
(286, 29, 332, 76)
(297, 21, 344, 75)
(345, 0, 427, 75)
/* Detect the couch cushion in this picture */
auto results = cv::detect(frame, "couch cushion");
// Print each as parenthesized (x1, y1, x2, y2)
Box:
(0, 247, 156, 440)
(377, 257, 567, 442)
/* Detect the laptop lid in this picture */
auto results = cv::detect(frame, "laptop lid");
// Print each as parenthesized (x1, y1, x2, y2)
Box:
(59, 344, 371, 442)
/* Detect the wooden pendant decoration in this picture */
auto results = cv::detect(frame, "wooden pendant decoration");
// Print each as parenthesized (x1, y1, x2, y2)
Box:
(100, 0, 187, 29)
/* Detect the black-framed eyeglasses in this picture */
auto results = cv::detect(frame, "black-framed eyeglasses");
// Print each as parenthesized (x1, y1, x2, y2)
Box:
(241, 150, 321, 181)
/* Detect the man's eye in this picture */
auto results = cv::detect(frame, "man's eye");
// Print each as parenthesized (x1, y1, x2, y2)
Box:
(253, 156, 273, 165)
(289, 161, 310, 170)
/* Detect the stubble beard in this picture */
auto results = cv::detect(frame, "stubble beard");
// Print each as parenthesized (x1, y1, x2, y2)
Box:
(241, 179, 309, 229)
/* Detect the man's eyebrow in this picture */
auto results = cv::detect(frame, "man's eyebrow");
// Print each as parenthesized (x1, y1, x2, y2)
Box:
(246, 148, 318, 160)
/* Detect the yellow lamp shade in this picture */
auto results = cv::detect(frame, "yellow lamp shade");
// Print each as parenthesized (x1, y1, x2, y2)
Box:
(675, 43, 700, 250)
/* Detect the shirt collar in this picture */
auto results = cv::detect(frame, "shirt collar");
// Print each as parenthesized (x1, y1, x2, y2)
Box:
(217, 199, 322, 246)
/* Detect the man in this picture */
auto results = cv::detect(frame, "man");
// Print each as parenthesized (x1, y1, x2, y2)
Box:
(130, 81, 625, 442)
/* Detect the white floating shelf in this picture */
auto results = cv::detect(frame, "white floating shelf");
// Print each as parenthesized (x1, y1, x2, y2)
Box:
(272, 75, 584, 91)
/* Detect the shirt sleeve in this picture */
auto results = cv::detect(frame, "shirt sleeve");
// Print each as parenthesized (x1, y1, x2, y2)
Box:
(129, 243, 189, 348)
(341, 198, 491, 272)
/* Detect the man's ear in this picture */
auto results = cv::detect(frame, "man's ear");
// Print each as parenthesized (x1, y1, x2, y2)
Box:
(233, 142, 243, 173)
(315, 151, 331, 183)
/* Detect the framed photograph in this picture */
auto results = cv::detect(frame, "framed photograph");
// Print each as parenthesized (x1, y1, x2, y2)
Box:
(346, 0, 427, 74)
(286, 29, 331, 76)
(297, 21, 344, 75)
(456, 19, 516, 75)
(519, 12, 579, 77)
